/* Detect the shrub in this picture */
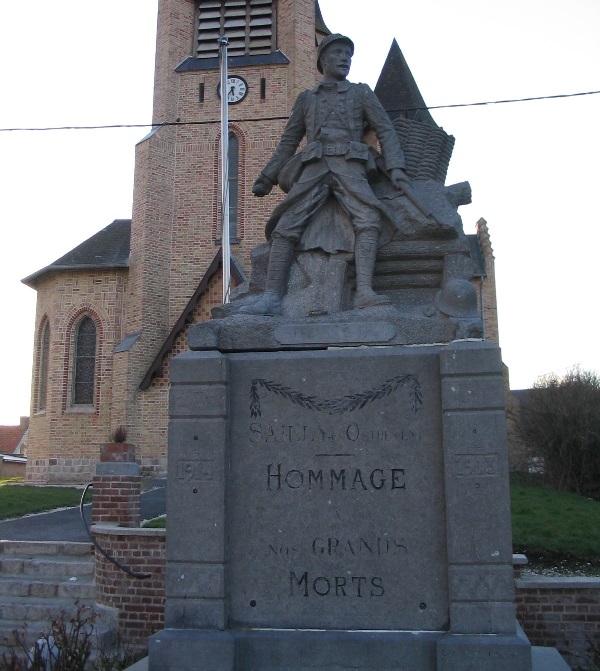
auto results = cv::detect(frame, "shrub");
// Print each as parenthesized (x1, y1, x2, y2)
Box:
(516, 367, 600, 498)
(0, 602, 144, 671)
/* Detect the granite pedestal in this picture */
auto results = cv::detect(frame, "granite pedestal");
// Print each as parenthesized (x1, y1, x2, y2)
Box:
(148, 339, 545, 670)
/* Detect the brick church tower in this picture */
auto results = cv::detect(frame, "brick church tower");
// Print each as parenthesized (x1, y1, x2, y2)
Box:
(23, 1, 495, 484)
(23, 0, 330, 483)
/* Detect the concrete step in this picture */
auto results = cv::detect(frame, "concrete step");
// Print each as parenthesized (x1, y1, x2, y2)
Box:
(531, 646, 571, 670)
(0, 618, 53, 650)
(0, 596, 96, 623)
(0, 540, 93, 558)
(0, 621, 114, 661)
(0, 575, 95, 600)
(0, 554, 94, 579)
(0, 539, 100, 657)
(0, 605, 117, 650)
(0, 617, 56, 639)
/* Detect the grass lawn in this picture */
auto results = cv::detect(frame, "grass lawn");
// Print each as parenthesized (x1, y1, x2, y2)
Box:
(141, 478, 600, 560)
(511, 477, 600, 560)
(142, 514, 166, 528)
(0, 478, 84, 521)
(2, 476, 600, 564)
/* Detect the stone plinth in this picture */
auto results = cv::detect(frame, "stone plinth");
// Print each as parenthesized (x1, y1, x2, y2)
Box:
(148, 340, 536, 670)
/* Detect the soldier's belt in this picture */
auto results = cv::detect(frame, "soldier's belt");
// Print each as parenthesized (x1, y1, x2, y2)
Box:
(323, 143, 351, 155)
(302, 141, 369, 163)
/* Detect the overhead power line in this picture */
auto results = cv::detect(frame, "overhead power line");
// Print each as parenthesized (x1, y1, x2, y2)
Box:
(427, 88, 600, 110)
(0, 89, 598, 133)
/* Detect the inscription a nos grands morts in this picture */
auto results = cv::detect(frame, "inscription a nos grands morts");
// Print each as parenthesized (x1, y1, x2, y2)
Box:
(229, 361, 447, 629)
(248, 375, 420, 597)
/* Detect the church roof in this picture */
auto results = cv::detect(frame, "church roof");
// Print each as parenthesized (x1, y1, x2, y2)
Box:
(0, 418, 28, 455)
(22, 219, 131, 287)
(138, 248, 246, 391)
(375, 39, 437, 127)
(315, 1, 331, 37)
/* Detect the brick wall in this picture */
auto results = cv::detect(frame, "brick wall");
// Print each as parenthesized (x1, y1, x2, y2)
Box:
(112, 0, 322, 483)
(91, 474, 141, 528)
(476, 217, 500, 345)
(135, 272, 225, 466)
(25, 0, 349, 484)
(92, 525, 166, 648)
(515, 570, 600, 670)
(90, 532, 600, 666)
(27, 269, 128, 484)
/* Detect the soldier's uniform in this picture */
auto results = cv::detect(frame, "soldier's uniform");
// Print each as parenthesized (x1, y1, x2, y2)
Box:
(241, 33, 405, 315)
(261, 79, 406, 247)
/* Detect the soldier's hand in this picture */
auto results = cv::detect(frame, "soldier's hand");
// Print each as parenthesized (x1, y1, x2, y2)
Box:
(252, 175, 274, 197)
(389, 168, 410, 191)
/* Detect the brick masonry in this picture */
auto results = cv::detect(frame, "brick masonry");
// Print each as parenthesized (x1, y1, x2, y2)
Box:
(91, 475, 141, 528)
(24, 0, 502, 485)
(24, 0, 323, 484)
(514, 565, 600, 670)
(27, 270, 128, 483)
(476, 217, 499, 346)
(91, 526, 600, 666)
(92, 526, 165, 648)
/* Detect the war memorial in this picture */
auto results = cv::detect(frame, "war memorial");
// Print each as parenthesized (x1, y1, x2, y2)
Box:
(148, 30, 568, 671)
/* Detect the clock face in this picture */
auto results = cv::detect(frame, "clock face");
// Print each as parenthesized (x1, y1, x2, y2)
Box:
(218, 75, 248, 104)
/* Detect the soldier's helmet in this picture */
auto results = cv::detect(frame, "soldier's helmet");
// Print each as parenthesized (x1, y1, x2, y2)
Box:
(434, 279, 479, 319)
(317, 34, 355, 74)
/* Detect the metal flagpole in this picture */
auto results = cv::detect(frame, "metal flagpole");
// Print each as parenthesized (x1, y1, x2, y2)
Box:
(218, 36, 231, 304)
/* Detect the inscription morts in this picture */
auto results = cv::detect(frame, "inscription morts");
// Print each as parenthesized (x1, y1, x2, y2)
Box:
(228, 348, 449, 631)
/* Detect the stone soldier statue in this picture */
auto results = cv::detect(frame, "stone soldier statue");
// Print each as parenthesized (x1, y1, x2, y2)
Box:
(240, 33, 410, 316)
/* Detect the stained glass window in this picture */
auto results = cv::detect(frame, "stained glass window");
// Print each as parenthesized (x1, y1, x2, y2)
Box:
(37, 320, 50, 411)
(73, 317, 96, 405)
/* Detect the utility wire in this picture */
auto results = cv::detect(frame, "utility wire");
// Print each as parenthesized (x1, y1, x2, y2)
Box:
(0, 89, 599, 133)
(426, 88, 600, 110)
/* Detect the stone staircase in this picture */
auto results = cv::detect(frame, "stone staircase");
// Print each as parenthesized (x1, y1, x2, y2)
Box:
(0, 540, 103, 653)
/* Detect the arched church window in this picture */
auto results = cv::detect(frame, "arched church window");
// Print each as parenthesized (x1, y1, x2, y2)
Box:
(37, 320, 50, 412)
(72, 316, 96, 405)
(196, 0, 274, 58)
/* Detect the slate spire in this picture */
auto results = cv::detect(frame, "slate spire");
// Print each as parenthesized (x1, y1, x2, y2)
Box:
(375, 39, 437, 127)
(315, 0, 331, 38)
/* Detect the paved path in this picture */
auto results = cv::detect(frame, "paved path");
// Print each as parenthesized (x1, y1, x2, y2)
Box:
(0, 486, 166, 541)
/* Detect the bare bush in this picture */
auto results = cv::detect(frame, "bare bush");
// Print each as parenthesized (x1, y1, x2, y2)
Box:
(516, 367, 600, 497)
(0, 602, 144, 671)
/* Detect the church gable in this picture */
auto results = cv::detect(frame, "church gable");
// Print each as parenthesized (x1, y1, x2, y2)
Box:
(139, 250, 246, 391)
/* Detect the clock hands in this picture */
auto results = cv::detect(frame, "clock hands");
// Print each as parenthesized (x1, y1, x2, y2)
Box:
(218, 76, 248, 103)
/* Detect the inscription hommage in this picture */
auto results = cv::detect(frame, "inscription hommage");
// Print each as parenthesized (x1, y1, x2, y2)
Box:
(250, 375, 422, 418)
(267, 463, 406, 491)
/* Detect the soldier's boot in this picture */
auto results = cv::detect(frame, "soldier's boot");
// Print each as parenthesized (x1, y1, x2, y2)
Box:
(353, 230, 391, 309)
(239, 237, 294, 315)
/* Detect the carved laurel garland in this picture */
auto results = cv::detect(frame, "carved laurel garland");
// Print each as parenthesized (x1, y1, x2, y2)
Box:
(249, 374, 422, 418)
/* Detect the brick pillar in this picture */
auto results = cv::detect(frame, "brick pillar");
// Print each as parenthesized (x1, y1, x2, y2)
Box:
(92, 462, 141, 528)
